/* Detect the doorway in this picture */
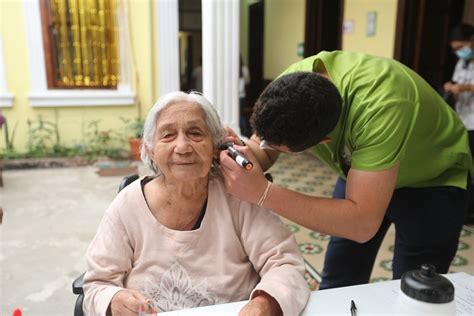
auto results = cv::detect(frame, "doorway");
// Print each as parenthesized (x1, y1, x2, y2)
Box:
(178, 0, 202, 92)
(304, 0, 344, 57)
(394, 0, 465, 90)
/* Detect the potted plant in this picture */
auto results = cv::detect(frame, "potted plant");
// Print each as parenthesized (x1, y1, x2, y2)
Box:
(121, 117, 145, 160)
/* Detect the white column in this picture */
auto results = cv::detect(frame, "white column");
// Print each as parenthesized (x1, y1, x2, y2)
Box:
(155, 0, 180, 97)
(116, 0, 132, 91)
(23, 0, 48, 92)
(202, 0, 240, 134)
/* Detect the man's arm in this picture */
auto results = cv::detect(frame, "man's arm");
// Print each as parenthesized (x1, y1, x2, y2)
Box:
(263, 164, 399, 243)
(246, 134, 280, 171)
(219, 145, 399, 243)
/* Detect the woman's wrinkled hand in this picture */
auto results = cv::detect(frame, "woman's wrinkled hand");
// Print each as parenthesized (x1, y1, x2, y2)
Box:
(449, 83, 462, 95)
(444, 81, 453, 92)
(444, 82, 462, 95)
(109, 289, 157, 316)
(238, 291, 283, 316)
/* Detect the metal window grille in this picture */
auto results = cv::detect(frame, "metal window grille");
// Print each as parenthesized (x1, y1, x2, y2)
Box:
(40, 0, 120, 88)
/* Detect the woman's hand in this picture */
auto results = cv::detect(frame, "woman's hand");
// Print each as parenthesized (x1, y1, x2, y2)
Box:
(444, 81, 454, 92)
(109, 289, 157, 316)
(444, 82, 464, 95)
(238, 291, 283, 316)
(449, 83, 462, 95)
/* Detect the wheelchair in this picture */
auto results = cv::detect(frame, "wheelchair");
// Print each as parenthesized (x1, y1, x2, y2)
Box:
(72, 174, 139, 316)
(72, 172, 273, 315)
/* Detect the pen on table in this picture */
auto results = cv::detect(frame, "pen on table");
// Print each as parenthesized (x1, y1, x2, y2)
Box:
(219, 142, 254, 170)
(351, 299, 357, 316)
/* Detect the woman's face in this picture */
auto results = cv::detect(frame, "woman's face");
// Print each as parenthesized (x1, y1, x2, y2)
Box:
(450, 40, 470, 51)
(150, 101, 216, 182)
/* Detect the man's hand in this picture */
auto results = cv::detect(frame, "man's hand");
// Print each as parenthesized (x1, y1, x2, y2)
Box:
(223, 127, 246, 146)
(109, 289, 157, 316)
(238, 291, 283, 316)
(220, 144, 269, 204)
(222, 127, 279, 171)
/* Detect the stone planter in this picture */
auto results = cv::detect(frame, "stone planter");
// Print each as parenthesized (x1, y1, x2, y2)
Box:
(94, 159, 138, 177)
(2, 157, 90, 170)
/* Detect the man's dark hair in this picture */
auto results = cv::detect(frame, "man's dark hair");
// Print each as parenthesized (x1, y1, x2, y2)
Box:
(450, 23, 473, 41)
(250, 71, 342, 152)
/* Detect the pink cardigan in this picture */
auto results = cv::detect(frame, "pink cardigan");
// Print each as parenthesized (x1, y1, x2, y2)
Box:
(83, 176, 309, 315)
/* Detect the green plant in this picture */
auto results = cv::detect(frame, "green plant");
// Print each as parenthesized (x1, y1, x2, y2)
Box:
(26, 115, 57, 158)
(86, 120, 126, 161)
(0, 148, 23, 160)
(0, 111, 18, 153)
(120, 116, 145, 139)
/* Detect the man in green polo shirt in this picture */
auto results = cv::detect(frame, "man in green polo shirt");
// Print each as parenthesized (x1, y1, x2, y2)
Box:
(219, 51, 471, 289)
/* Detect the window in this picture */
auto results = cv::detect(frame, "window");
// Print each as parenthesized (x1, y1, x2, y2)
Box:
(39, 0, 119, 89)
(24, 0, 134, 107)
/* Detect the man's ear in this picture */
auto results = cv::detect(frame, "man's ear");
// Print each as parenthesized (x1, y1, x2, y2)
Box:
(319, 137, 332, 144)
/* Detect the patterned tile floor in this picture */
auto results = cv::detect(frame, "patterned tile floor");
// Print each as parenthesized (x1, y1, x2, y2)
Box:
(268, 152, 474, 290)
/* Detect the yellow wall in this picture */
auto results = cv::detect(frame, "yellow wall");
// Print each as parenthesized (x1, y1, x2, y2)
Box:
(264, 0, 305, 80)
(1, 0, 30, 151)
(0, 0, 155, 153)
(261, 0, 397, 80)
(342, 0, 398, 58)
(129, 0, 155, 117)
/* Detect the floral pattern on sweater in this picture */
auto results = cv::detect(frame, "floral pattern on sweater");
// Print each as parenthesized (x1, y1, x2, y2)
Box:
(144, 262, 218, 311)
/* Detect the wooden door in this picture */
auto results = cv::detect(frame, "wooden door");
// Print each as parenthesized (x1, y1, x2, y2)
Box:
(304, 0, 344, 57)
(247, 1, 265, 106)
(394, 0, 465, 89)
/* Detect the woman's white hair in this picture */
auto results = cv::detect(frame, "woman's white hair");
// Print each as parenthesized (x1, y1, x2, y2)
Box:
(140, 91, 226, 175)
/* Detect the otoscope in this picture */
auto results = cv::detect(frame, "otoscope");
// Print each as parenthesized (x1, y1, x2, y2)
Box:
(219, 142, 254, 170)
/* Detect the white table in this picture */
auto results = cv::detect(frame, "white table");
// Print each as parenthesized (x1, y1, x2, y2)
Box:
(160, 272, 473, 315)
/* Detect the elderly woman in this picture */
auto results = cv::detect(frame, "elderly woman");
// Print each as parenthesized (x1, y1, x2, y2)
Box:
(83, 91, 309, 316)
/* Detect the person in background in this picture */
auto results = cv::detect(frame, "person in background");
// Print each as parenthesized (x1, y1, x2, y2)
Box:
(239, 55, 251, 137)
(444, 23, 474, 152)
(83, 91, 309, 316)
(191, 58, 203, 92)
(443, 23, 474, 224)
(220, 51, 471, 290)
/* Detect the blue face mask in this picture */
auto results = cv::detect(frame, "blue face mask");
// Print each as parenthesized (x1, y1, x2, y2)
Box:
(455, 46, 473, 60)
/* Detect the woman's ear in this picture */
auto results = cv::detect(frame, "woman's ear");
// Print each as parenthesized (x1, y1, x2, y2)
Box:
(213, 146, 219, 159)
(143, 143, 155, 158)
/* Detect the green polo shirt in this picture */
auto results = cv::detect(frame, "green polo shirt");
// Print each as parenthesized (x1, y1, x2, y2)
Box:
(280, 51, 471, 189)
